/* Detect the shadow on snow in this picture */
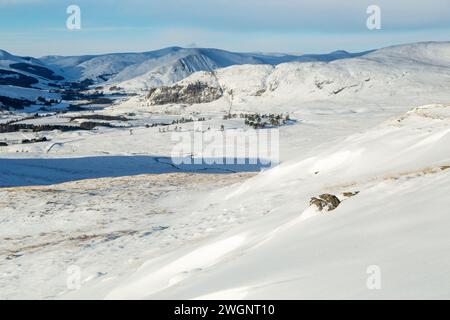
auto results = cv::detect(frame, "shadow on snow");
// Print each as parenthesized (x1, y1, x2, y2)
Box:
(0, 155, 273, 187)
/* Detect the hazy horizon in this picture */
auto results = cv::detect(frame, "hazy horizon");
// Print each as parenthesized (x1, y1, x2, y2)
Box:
(2, 40, 450, 60)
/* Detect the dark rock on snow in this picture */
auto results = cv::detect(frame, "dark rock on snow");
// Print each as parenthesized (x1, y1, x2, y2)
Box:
(310, 194, 341, 212)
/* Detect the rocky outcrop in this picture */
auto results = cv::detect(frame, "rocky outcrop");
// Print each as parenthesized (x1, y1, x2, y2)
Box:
(343, 191, 360, 198)
(310, 194, 341, 212)
(147, 81, 223, 106)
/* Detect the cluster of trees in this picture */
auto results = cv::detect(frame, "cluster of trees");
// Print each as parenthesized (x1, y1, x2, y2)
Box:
(69, 114, 127, 122)
(149, 117, 209, 132)
(21, 137, 48, 144)
(172, 117, 194, 124)
(144, 117, 205, 129)
(0, 121, 112, 133)
(0, 95, 33, 110)
(0, 135, 48, 147)
(59, 79, 98, 100)
(69, 78, 94, 90)
(170, 117, 207, 125)
(224, 112, 291, 129)
(158, 126, 180, 133)
(37, 97, 60, 106)
(0, 123, 80, 133)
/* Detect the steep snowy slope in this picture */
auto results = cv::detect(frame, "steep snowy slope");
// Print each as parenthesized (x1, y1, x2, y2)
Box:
(101, 104, 450, 299)
(148, 42, 450, 109)
(40, 47, 183, 81)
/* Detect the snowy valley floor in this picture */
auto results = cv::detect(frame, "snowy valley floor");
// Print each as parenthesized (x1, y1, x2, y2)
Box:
(0, 172, 256, 299)
(0, 102, 449, 299)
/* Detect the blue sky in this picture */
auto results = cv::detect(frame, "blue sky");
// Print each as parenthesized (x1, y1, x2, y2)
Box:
(0, 0, 449, 57)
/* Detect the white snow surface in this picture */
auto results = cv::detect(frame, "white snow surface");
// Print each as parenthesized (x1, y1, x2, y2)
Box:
(67, 103, 449, 300)
(0, 85, 59, 100)
(1, 42, 450, 300)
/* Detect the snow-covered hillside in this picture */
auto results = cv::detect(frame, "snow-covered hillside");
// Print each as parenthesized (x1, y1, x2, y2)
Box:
(77, 104, 450, 299)
(148, 42, 450, 109)
(0, 49, 64, 87)
(40, 47, 369, 92)
(0, 50, 65, 109)
(0, 46, 369, 109)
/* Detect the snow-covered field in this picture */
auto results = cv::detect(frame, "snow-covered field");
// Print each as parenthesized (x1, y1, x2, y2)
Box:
(1, 42, 450, 299)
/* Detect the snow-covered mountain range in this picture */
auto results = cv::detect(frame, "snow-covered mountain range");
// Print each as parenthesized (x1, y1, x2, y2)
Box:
(2, 42, 448, 108)
(0, 47, 365, 90)
(40, 47, 369, 91)
(0, 46, 369, 105)
(147, 42, 450, 109)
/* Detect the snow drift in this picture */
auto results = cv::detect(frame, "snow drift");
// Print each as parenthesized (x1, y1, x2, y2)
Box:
(101, 104, 450, 300)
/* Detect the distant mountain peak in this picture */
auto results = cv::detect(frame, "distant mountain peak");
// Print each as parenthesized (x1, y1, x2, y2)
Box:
(330, 50, 350, 55)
